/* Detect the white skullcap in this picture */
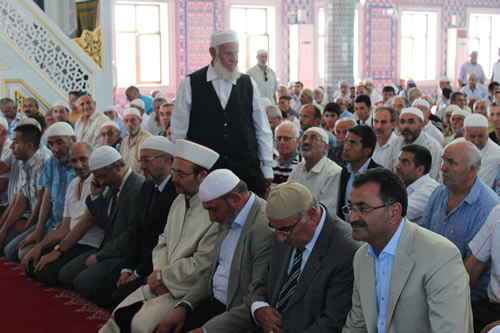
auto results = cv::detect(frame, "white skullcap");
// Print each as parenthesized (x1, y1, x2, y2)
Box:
(210, 29, 239, 47)
(304, 127, 328, 144)
(400, 107, 424, 121)
(363, 77, 374, 84)
(52, 100, 70, 110)
(464, 114, 488, 128)
(439, 76, 450, 83)
(15, 118, 41, 131)
(140, 135, 174, 156)
(89, 146, 122, 171)
(46, 122, 75, 137)
(130, 98, 145, 109)
(445, 105, 462, 114)
(314, 87, 324, 94)
(261, 97, 273, 108)
(256, 49, 267, 56)
(412, 98, 430, 110)
(154, 93, 168, 102)
(174, 139, 219, 170)
(199, 169, 240, 202)
(100, 120, 120, 131)
(123, 107, 141, 118)
(0, 117, 8, 130)
(451, 109, 470, 118)
(464, 106, 472, 113)
(103, 105, 117, 113)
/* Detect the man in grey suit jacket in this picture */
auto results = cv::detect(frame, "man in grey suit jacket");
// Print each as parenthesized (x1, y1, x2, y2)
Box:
(153, 169, 274, 333)
(252, 181, 360, 333)
(342, 168, 473, 333)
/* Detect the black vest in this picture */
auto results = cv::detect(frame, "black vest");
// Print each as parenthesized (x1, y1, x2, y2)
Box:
(187, 66, 259, 163)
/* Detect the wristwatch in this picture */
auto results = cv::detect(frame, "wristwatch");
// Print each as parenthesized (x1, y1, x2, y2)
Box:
(175, 301, 191, 312)
(54, 244, 64, 254)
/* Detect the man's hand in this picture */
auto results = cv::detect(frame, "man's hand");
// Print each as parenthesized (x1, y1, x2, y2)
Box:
(148, 270, 168, 296)
(117, 272, 131, 288)
(35, 250, 61, 272)
(21, 245, 42, 272)
(126, 273, 137, 283)
(255, 306, 283, 333)
(85, 253, 98, 267)
(481, 320, 500, 333)
(18, 228, 43, 250)
(186, 329, 204, 333)
(90, 178, 105, 197)
(153, 307, 187, 333)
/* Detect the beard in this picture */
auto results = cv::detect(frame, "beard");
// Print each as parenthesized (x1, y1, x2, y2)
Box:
(213, 56, 241, 81)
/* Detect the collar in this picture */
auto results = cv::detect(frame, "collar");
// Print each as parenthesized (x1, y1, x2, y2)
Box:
(304, 205, 327, 252)
(118, 167, 133, 192)
(347, 157, 371, 175)
(157, 174, 172, 192)
(232, 193, 256, 229)
(207, 64, 237, 85)
(407, 174, 431, 195)
(280, 150, 299, 167)
(368, 218, 406, 257)
(310, 155, 329, 173)
(24, 149, 42, 167)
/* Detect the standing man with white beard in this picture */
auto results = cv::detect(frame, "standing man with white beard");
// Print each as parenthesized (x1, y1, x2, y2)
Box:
(247, 49, 279, 105)
(172, 29, 273, 198)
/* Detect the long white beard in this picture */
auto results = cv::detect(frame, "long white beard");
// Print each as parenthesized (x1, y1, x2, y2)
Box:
(213, 57, 241, 81)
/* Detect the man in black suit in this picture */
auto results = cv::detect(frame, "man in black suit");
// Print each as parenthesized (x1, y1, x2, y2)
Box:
(92, 136, 179, 307)
(337, 125, 382, 219)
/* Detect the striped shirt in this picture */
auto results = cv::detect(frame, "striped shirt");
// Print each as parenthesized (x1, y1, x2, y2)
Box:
(18, 148, 51, 211)
(271, 150, 301, 190)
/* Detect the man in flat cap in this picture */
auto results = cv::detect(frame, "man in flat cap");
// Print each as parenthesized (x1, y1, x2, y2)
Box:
(252, 181, 359, 332)
(55, 146, 144, 303)
(74, 93, 110, 149)
(171, 29, 273, 198)
(120, 107, 151, 173)
(153, 169, 274, 332)
(92, 136, 178, 307)
(100, 121, 123, 151)
(247, 49, 279, 105)
(101, 139, 219, 333)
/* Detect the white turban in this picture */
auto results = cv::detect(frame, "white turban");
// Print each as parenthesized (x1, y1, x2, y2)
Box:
(123, 108, 141, 118)
(52, 100, 70, 110)
(412, 98, 430, 110)
(141, 136, 174, 156)
(89, 146, 122, 171)
(210, 29, 239, 47)
(400, 107, 424, 121)
(451, 109, 470, 118)
(174, 139, 219, 170)
(0, 117, 8, 130)
(103, 105, 117, 113)
(199, 169, 240, 202)
(304, 127, 328, 145)
(256, 49, 267, 56)
(464, 114, 488, 128)
(131, 99, 145, 110)
(46, 122, 75, 137)
(100, 120, 120, 131)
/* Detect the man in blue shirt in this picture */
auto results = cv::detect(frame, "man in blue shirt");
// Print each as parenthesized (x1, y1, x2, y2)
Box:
(419, 140, 499, 301)
(126, 85, 153, 116)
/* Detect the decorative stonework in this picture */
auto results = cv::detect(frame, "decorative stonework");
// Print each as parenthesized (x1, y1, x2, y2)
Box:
(73, 26, 103, 71)
(12, 88, 27, 113)
(0, 0, 92, 94)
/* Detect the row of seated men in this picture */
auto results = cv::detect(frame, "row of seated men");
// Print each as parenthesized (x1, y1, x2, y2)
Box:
(0, 90, 499, 333)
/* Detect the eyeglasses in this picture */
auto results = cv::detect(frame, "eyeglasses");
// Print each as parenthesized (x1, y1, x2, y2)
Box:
(302, 134, 324, 143)
(342, 203, 394, 216)
(275, 136, 295, 142)
(138, 155, 165, 163)
(268, 215, 302, 235)
(169, 169, 194, 178)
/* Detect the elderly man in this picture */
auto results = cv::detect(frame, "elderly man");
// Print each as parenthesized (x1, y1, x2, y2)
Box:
(145, 94, 168, 135)
(103, 105, 126, 138)
(383, 108, 443, 180)
(102, 139, 219, 333)
(158, 103, 174, 138)
(337, 125, 381, 220)
(266, 105, 282, 137)
(271, 121, 301, 190)
(446, 107, 470, 145)
(91, 136, 178, 307)
(130, 98, 149, 130)
(419, 140, 499, 301)
(489, 102, 500, 144)
(120, 107, 151, 173)
(154, 169, 274, 332)
(247, 49, 279, 104)
(331, 118, 357, 166)
(126, 86, 153, 116)
(407, 87, 423, 104)
(51, 101, 71, 125)
(100, 121, 123, 151)
(342, 168, 473, 332)
(74, 93, 110, 149)
(300, 88, 323, 113)
(171, 29, 273, 198)
(252, 181, 360, 332)
(450, 91, 468, 110)
(372, 106, 398, 165)
(335, 80, 351, 100)
(336, 97, 355, 120)
(458, 51, 487, 87)
(363, 78, 383, 105)
(462, 114, 500, 189)
(299, 104, 338, 159)
(354, 95, 372, 126)
(0, 98, 25, 139)
(412, 98, 445, 146)
(314, 87, 327, 107)
(394, 144, 439, 223)
(461, 73, 488, 100)
(23, 97, 41, 118)
(289, 127, 341, 215)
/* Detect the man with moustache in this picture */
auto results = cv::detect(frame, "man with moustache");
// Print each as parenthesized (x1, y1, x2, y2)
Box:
(372, 106, 398, 165)
(100, 121, 122, 151)
(331, 118, 357, 166)
(171, 29, 273, 198)
(120, 107, 151, 173)
(74, 93, 110, 149)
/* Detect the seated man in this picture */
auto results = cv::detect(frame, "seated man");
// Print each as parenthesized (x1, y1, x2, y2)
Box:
(342, 168, 473, 332)
(158, 103, 174, 138)
(103, 106, 126, 139)
(270, 121, 301, 190)
(252, 181, 360, 332)
(154, 169, 274, 332)
(289, 126, 341, 214)
(120, 108, 151, 173)
(323, 102, 341, 134)
(101, 139, 220, 333)
(394, 144, 439, 223)
(100, 121, 122, 151)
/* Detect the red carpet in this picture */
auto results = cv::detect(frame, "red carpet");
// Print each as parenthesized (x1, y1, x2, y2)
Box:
(0, 257, 110, 332)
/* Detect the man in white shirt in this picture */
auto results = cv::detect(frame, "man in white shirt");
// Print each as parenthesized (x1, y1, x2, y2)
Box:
(395, 144, 439, 223)
(412, 98, 445, 147)
(247, 49, 279, 105)
(372, 106, 398, 165)
(74, 93, 109, 149)
(492, 48, 500, 82)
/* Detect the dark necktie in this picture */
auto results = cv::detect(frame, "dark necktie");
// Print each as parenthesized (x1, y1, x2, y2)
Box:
(107, 189, 119, 227)
(276, 247, 305, 312)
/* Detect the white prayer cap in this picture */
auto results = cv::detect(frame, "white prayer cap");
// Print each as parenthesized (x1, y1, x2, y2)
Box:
(130, 98, 145, 109)
(411, 98, 430, 110)
(100, 120, 120, 131)
(363, 77, 374, 84)
(154, 93, 168, 102)
(199, 169, 240, 202)
(464, 114, 488, 128)
(445, 105, 462, 114)
(261, 97, 273, 108)
(451, 109, 470, 118)
(439, 76, 450, 83)
(400, 107, 424, 121)
(174, 139, 219, 170)
(123, 107, 141, 118)
(52, 100, 70, 110)
(89, 146, 122, 171)
(256, 49, 267, 56)
(141, 135, 174, 156)
(210, 29, 239, 47)
(304, 126, 328, 145)
(314, 87, 324, 94)
(15, 118, 41, 131)
(103, 105, 117, 113)
(46, 122, 75, 137)
(0, 117, 8, 130)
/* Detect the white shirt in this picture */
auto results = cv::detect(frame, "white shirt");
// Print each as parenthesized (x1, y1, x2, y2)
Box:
(424, 121, 445, 147)
(145, 112, 162, 135)
(74, 111, 110, 149)
(289, 155, 342, 214)
(171, 64, 274, 178)
(406, 174, 439, 223)
(290, 95, 301, 113)
(247, 64, 279, 104)
(372, 132, 398, 166)
(493, 61, 500, 82)
(478, 138, 500, 189)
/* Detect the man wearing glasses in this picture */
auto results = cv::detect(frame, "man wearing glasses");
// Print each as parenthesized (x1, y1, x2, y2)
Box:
(270, 122, 301, 190)
(342, 168, 473, 332)
(252, 181, 359, 333)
